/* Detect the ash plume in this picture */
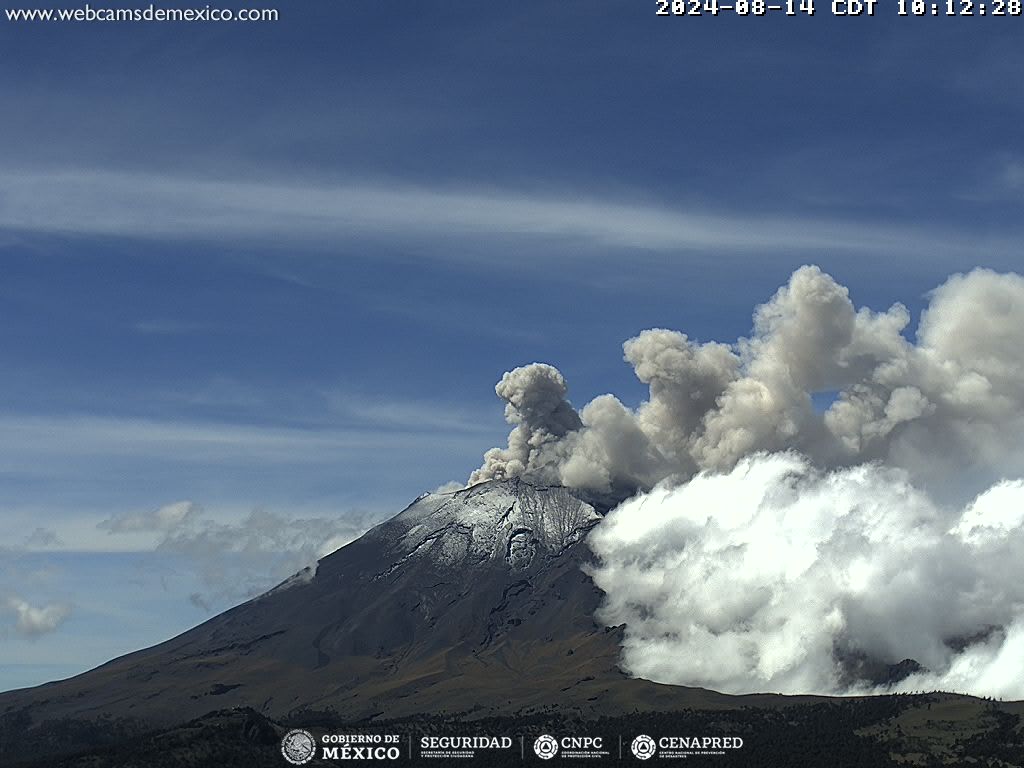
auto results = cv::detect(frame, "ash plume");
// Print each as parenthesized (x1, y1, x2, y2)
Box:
(472, 266, 1024, 500)
(471, 265, 1024, 696)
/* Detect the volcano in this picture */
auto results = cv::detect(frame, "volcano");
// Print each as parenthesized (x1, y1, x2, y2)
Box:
(5, 479, 1023, 768)
(0, 480, 749, 743)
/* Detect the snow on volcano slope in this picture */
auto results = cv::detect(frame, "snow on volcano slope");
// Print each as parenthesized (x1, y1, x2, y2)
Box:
(364, 478, 602, 577)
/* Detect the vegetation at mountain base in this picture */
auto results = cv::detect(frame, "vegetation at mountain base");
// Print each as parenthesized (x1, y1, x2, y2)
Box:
(4, 693, 1024, 767)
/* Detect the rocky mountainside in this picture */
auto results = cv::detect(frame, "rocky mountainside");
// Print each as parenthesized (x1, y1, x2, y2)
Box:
(2, 478, 769, 760)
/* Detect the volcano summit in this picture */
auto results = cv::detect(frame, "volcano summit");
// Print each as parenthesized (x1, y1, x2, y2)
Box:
(0, 479, 750, 755)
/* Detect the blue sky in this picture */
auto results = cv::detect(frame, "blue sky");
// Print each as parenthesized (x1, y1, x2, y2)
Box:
(2, 3, 1023, 691)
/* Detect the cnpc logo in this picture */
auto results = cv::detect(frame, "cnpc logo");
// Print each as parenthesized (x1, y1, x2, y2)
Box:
(533, 734, 558, 760)
(533, 734, 605, 760)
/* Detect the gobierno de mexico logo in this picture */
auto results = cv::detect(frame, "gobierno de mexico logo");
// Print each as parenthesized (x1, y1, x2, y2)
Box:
(281, 728, 317, 765)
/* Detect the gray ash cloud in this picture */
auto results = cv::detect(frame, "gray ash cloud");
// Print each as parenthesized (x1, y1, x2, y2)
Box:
(472, 265, 1024, 697)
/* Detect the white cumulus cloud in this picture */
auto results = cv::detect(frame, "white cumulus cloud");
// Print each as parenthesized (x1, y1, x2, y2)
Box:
(5, 596, 72, 638)
(588, 454, 1024, 698)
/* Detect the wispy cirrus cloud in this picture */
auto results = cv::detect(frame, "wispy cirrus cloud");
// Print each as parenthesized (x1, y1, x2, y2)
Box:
(1, 169, 1015, 261)
(0, 411, 494, 466)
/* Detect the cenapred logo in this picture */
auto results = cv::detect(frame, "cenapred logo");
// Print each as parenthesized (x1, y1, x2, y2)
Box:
(533, 734, 559, 760)
(281, 729, 317, 765)
(631, 734, 657, 760)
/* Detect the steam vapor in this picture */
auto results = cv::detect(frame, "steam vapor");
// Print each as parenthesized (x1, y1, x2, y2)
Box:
(472, 265, 1024, 696)
(588, 454, 1024, 697)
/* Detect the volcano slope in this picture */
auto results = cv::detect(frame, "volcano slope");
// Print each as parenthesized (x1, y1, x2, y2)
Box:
(4, 478, 1023, 767)
(0, 480, 774, 755)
